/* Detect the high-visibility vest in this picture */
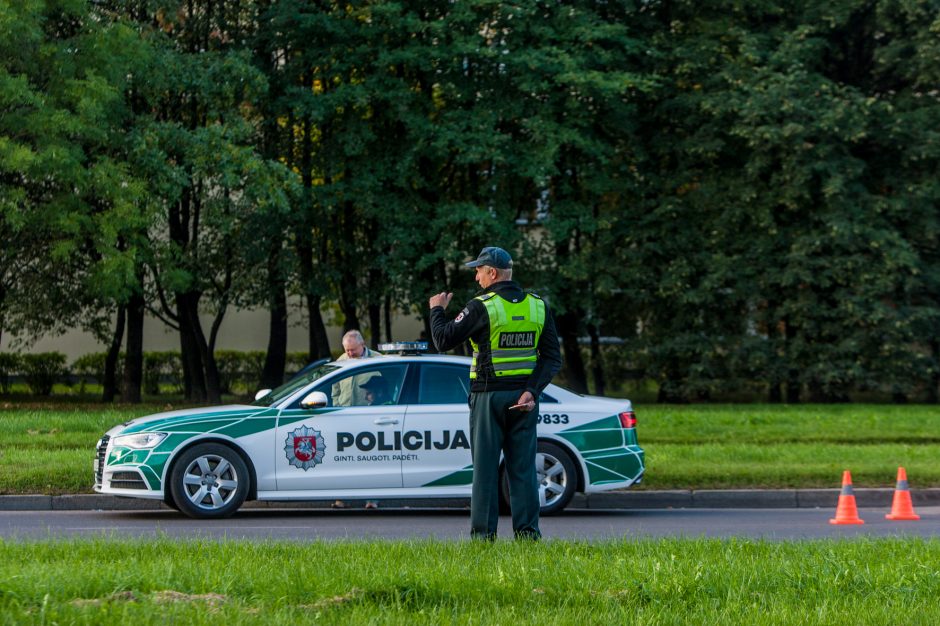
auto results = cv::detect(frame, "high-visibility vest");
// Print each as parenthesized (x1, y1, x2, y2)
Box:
(469, 292, 546, 379)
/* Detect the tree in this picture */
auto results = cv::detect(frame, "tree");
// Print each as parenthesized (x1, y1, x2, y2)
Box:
(0, 0, 149, 406)
(125, 0, 290, 401)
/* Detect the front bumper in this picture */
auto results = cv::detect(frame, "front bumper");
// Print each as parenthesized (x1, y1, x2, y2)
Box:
(94, 434, 164, 499)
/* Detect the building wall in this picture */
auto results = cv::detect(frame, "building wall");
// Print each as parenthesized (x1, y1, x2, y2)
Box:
(0, 306, 427, 361)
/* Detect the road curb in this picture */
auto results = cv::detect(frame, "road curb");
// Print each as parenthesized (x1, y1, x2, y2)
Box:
(4, 489, 940, 512)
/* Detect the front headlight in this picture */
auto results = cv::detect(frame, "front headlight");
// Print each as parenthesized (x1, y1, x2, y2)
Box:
(112, 432, 168, 449)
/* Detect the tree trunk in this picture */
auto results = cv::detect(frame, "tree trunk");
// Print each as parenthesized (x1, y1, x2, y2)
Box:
(296, 70, 331, 363)
(384, 294, 393, 344)
(767, 309, 783, 402)
(297, 236, 331, 360)
(768, 382, 782, 403)
(587, 322, 606, 396)
(421, 311, 436, 353)
(177, 292, 207, 402)
(307, 294, 331, 360)
(556, 310, 588, 394)
(260, 282, 288, 389)
(929, 340, 940, 404)
(784, 318, 801, 403)
(102, 304, 126, 402)
(368, 302, 381, 349)
(337, 201, 360, 332)
(203, 307, 225, 405)
(179, 324, 193, 400)
(339, 282, 360, 333)
(366, 262, 382, 349)
(0, 283, 5, 349)
(122, 291, 145, 403)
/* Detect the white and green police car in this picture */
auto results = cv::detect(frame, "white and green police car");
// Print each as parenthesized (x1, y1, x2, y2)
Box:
(94, 346, 645, 519)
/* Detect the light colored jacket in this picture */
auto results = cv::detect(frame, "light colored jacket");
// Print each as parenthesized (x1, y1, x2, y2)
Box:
(333, 347, 383, 406)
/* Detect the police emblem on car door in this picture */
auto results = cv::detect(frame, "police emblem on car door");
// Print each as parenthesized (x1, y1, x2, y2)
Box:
(275, 365, 409, 491)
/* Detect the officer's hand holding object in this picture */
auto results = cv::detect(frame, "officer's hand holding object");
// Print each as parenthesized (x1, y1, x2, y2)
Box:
(511, 391, 536, 411)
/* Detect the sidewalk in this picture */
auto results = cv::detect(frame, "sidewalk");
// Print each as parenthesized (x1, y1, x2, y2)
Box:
(4, 488, 940, 511)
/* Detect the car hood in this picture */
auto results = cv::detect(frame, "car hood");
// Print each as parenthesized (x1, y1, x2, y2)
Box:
(107, 404, 270, 437)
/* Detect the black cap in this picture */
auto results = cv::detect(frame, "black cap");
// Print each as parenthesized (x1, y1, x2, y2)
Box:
(465, 246, 513, 270)
(359, 377, 388, 393)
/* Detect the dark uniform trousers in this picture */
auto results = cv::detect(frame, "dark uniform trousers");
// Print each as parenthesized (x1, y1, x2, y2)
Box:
(469, 389, 541, 540)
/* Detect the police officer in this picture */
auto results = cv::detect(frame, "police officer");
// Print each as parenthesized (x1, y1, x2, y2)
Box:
(429, 246, 562, 540)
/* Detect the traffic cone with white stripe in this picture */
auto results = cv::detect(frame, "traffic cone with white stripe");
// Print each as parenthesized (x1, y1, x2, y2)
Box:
(829, 470, 864, 525)
(885, 467, 920, 521)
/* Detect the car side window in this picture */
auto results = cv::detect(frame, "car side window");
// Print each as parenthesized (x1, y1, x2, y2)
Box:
(417, 364, 469, 404)
(319, 365, 408, 408)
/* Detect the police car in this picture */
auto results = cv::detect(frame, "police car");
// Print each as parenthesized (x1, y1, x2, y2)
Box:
(94, 343, 645, 519)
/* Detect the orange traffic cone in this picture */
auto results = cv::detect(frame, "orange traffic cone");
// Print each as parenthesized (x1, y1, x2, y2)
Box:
(830, 470, 865, 525)
(885, 467, 920, 521)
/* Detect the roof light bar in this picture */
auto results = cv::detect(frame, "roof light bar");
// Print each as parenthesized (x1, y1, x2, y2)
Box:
(378, 341, 429, 355)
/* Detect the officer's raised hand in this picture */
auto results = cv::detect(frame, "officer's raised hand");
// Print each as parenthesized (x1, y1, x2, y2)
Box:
(429, 292, 453, 309)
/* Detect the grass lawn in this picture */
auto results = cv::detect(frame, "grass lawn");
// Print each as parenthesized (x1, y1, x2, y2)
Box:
(2, 403, 940, 493)
(640, 404, 940, 488)
(1, 538, 938, 624)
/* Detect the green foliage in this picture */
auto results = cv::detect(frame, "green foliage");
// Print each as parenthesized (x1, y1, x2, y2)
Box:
(71, 352, 112, 383)
(71, 352, 121, 395)
(143, 352, 183, 396)
(0, 352, 19, 394)
(3, 0, 940, 403)
(0, 0, 154, 349)
(286, 352, 311, 374)
(18, 352, 67, 396)
(214, 350, 267, 394)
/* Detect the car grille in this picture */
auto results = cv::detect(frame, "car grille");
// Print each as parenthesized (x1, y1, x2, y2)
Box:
(95, 435, 109, 485)
(109, 470, 147, 490)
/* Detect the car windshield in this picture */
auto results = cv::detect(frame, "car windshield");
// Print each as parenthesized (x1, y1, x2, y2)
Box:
(251, 364, 340, 407)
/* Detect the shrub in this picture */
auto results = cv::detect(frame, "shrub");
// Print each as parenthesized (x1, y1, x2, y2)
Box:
(214, 350, 244, 394)
(213, 350, 278, 394)
(0, 353, 20, 394)
(20, 352, 67, 396)
(71, 352, 127, 394)
(71, 352, 108, 383)
(144, 351, 183, 395)
(286, 352, 311, 376)
(239, 351, 267, 392)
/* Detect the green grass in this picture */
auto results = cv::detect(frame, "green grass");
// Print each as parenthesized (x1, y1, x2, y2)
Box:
(646, 442, 940, 488)
(3, 403, 940, 493)
(0, 405, 176, 494)
(638, 404, 940, 488)
(639, 404, 940, 444)
(1, 538, 939, 624)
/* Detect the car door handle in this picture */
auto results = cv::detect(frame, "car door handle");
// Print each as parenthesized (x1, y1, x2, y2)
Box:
(373, 418, 399, 425)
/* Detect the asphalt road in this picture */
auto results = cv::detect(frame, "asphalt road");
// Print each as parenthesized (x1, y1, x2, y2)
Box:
(3, 507, 940, 541)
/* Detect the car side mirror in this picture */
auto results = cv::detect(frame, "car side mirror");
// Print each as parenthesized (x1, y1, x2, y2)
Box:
(300, 391, 329, 409)
(254, 388, 272, 401)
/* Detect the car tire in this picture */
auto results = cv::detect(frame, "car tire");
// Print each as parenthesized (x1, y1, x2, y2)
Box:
(500, 441, 578, 516)
(169, 443, 249, 519)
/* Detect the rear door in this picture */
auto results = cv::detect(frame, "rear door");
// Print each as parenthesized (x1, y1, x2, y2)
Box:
(401, 363, 473, 488)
